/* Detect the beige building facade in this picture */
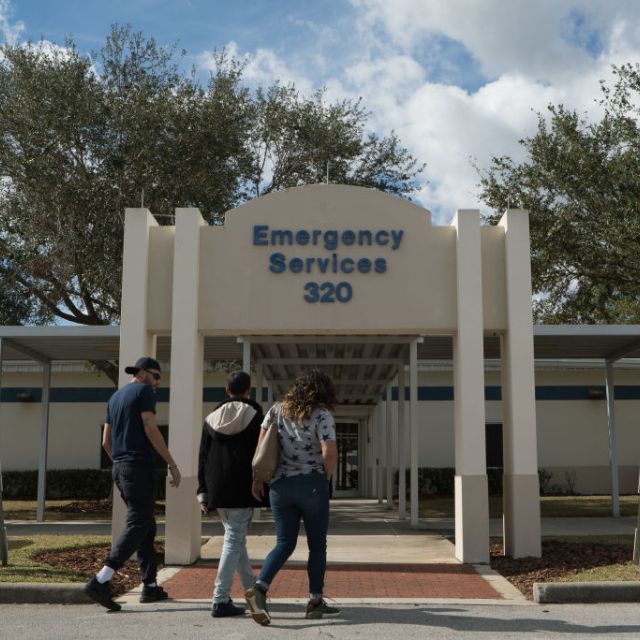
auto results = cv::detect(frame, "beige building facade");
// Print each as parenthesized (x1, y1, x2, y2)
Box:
(114, 184, 540, 564)
(4, 185, 637, 566)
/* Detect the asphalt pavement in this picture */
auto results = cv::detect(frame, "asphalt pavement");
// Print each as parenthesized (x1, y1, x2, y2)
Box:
(2, 601, 640, 640)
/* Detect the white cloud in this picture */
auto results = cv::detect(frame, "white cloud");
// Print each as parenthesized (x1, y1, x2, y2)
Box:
(168, 3, 640, 222)
(0, 0, 24, 46)
(198, 40, 315, 96)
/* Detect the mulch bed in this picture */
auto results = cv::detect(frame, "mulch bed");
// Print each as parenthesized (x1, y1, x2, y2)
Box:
(33, 543, 165, 596)
(489, 538, 637, 599)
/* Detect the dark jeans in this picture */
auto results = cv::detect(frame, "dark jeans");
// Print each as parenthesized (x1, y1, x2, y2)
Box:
(106, 461, 157, 584)
(259, 472, 330, 595)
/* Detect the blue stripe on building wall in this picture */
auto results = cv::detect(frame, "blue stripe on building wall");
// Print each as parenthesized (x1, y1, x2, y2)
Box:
(1, 385, 640, 402)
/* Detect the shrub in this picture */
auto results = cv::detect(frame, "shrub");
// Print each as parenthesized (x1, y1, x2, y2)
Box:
(1, 469, 167, 500)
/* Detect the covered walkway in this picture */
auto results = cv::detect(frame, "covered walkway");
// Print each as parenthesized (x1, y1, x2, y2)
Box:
(156, 499, 516, 602)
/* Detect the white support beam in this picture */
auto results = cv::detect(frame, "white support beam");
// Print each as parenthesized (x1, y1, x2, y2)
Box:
(1, 337, 50, 364)
(246, 336, 417, 345)
(452, 209, 490, 563)
(36, 362, 51, 522)
(398, 366, 406, 520)
(498, 209, 541, 558)
(268, 378, 393, 385)
(165, 208, 207, 564)
(386, 383, 393, 510)
(605, 360, 620, 518)
(115, 208, 159, 545)
(410, 339, 419, 527)
(259, 357, 405, 365)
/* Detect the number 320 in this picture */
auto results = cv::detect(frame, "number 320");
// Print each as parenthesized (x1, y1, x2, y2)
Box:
(303, 282, 353, 303)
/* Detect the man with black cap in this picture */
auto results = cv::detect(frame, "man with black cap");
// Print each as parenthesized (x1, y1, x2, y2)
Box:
(84, 357, 181, 611)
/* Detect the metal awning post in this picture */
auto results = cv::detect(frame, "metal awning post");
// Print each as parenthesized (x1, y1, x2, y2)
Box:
(410, 338, 419, 527)
(374, 403, 383, 504)
(0, 337, 8, 565)
(255, 364, 263, 408)
(36, 362, 52, 522)
(385, 382, 393, 510)
(241, 338, 251, 377)
(397, 366, 406, 520)
(605, 359, 620, 518)
(634, 470, 640, 565)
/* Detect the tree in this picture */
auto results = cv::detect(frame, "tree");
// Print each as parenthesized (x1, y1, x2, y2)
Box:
(477, 64, 640, 323)
(0, 25, 424, 334)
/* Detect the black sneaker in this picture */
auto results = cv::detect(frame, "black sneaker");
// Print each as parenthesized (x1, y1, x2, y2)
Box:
(244, 584, 270, 626)
(212, 599, 245, 618)
(83, 577, 121, 612)
(140, 585, 170, 603)
(305, 598, 341, 619)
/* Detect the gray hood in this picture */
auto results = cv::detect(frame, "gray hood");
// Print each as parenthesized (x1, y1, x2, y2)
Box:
(205, 400, 257, 436)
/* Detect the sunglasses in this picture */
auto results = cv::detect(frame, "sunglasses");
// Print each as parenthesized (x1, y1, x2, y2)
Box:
(145, 370, 161, 381)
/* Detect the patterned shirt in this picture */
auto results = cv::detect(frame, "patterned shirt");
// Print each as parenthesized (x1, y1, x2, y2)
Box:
(261, 404, 336, 483)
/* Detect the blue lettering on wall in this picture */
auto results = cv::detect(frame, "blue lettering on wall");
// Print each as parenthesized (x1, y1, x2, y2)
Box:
(254, 225, 401, 301)
(253, 224, 269, 246)
(269, 252, 286, 273)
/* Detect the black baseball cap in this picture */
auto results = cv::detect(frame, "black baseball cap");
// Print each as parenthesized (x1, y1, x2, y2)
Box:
(125, 357, 161, 375)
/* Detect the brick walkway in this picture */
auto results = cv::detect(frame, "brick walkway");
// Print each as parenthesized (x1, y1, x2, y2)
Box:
(162, 562, 501, 600)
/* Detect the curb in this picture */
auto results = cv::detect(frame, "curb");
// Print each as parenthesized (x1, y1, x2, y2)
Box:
(534, 581, 640, 604)
(0, 582, 91, 604)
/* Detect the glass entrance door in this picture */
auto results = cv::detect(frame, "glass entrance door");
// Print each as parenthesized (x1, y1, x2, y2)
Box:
(333, 422, 360, 497)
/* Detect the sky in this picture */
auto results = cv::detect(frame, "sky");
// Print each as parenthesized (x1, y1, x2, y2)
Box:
(3, 0, 640, 223)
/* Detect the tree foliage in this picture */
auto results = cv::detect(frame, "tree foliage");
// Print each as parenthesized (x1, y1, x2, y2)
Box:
(0, 24, 424, 328)
(478, 64, 640, 323)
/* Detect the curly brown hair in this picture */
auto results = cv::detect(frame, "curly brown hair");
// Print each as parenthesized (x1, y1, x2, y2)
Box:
(281, 369, 337, 422)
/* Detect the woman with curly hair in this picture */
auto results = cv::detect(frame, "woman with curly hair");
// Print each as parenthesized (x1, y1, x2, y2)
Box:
(245, 369, 340, 624)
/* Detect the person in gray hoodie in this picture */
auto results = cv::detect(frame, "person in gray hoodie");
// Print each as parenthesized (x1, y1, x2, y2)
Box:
(197, 371, 264, 618)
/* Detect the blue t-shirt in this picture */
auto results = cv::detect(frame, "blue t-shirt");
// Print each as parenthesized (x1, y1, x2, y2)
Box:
(105, 382, 156, 464)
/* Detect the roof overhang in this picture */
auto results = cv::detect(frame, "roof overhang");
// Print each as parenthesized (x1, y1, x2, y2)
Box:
(2, 325, 640, 405)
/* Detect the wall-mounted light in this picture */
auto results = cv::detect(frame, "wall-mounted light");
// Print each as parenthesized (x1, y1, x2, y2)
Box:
(15, 391, 33, 402)
(587, 388, 605, 400)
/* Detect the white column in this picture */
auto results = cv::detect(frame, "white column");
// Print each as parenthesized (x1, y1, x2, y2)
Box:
(114, 208, 159, 544)
(451, 210, 490, 563)
(36, 362, 52, 522)
(410, 339, 419, 527)
(267, 382, 274, 405)
(165, 208, 207, 564)
(498, 209, 541, 558)
(386, 383, 393, 510)
(605, 360, 620, 518)
(398, 366, 406, 520)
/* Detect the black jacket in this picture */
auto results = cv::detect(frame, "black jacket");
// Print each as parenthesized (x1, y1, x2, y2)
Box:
(197, 396, 264, 509)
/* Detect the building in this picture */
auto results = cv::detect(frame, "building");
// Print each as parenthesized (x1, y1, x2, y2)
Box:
(1, 185, 639, 564)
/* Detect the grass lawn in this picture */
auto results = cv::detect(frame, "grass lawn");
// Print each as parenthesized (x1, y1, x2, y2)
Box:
(0, 535, 110, 583)
(419, 494, 639, 519)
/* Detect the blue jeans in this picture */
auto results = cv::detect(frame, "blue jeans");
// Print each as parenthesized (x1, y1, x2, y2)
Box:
(259, 472, 330, 595)
(214, 508, 256, 604)
(106, 461, 157, 584)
